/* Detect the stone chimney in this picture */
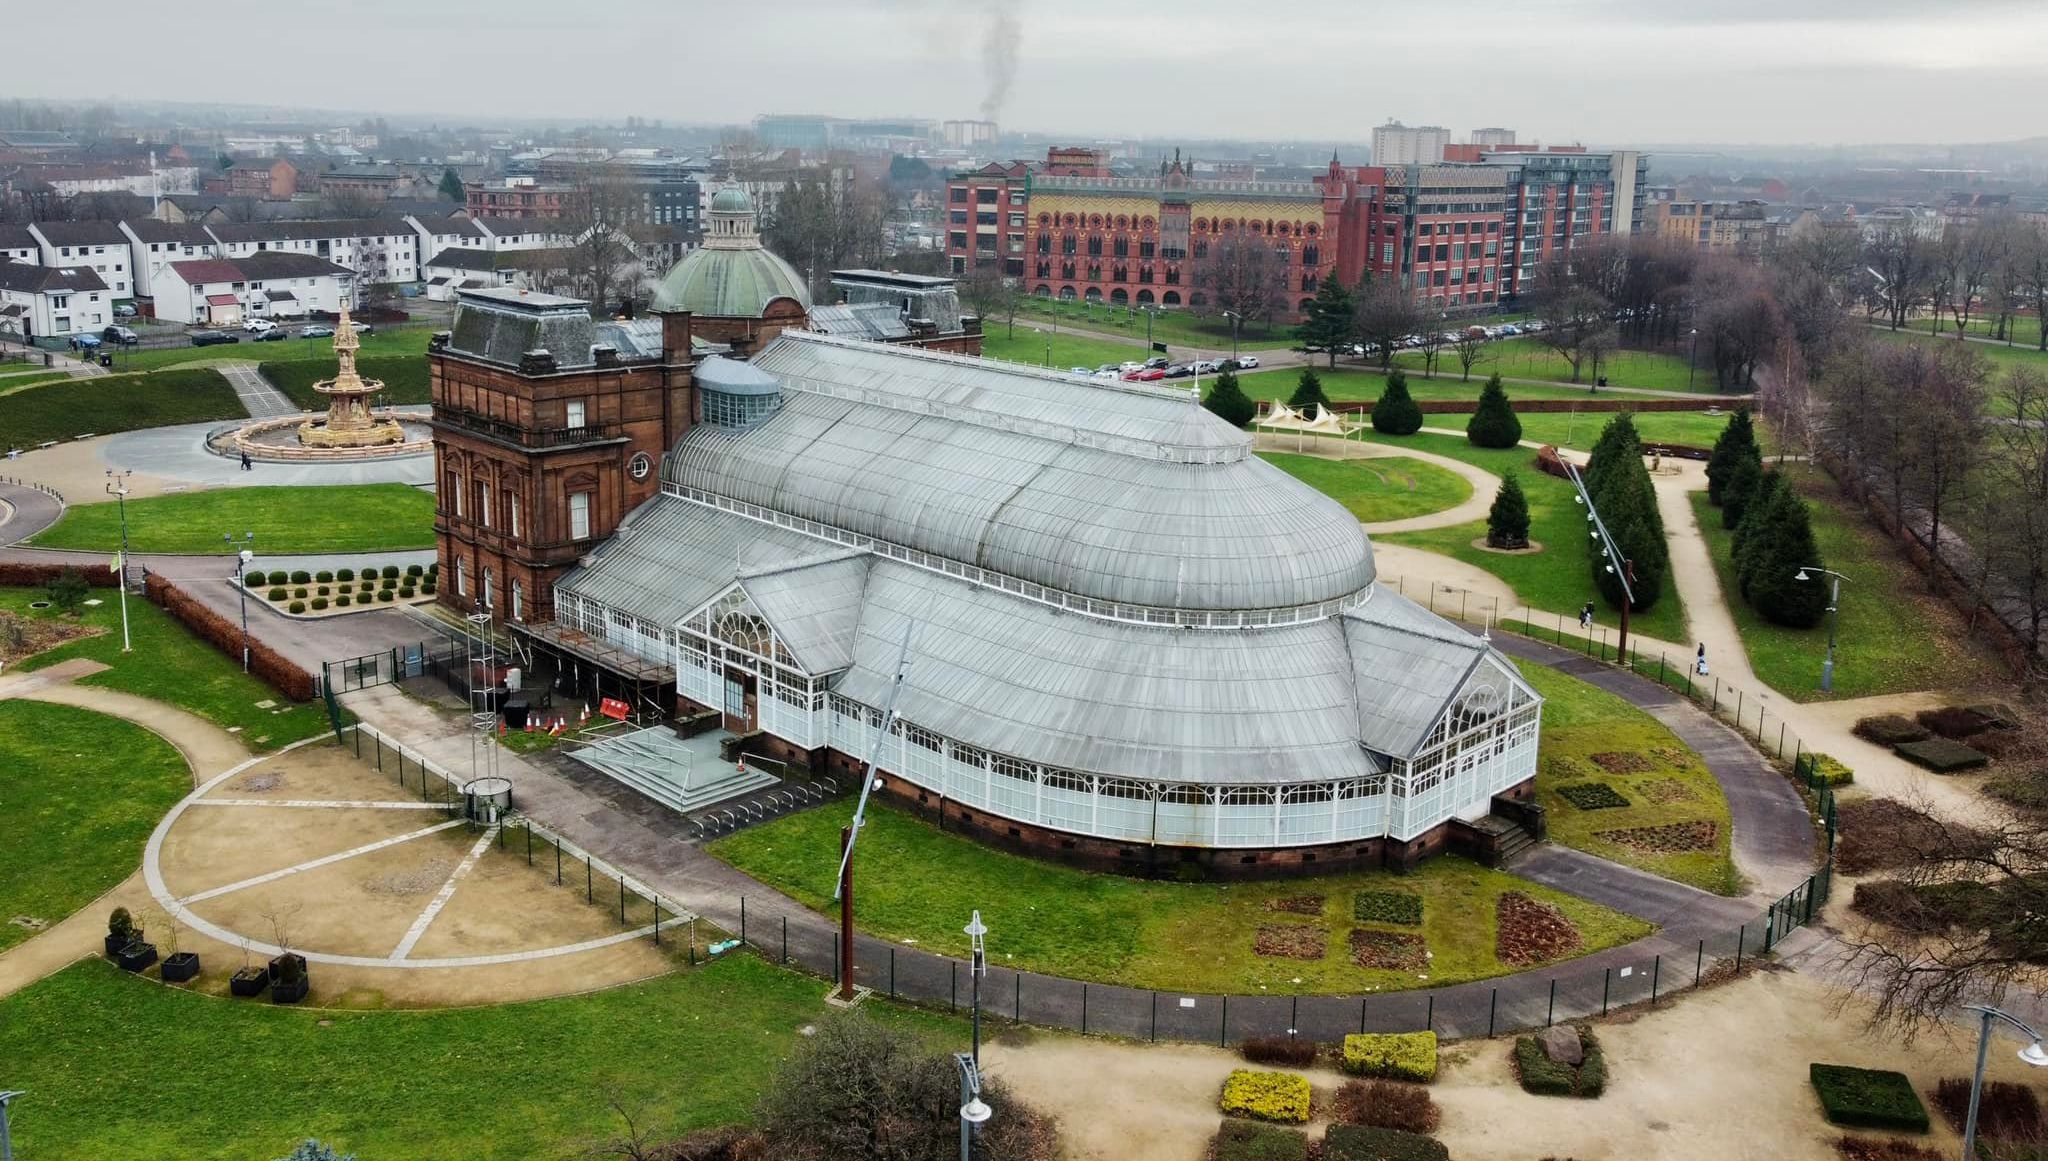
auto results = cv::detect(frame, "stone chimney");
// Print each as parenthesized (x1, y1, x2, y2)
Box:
(658, 308, 694, 364)
(519, 349, 558, 375)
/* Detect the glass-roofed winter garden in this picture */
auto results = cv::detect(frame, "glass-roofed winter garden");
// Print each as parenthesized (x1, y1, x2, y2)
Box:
(555, 331, 1540, 875)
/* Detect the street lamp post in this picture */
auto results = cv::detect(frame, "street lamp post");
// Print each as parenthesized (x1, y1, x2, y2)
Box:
(1688, 328, 1699, 390)
(1961, 1005, 2048, 1161)
(965, 911, 988, 1068)
(1222, 310, 1242, 362)
(955, 1052, 991, 1161)
(227, 533, 256, 672)
(1793, 567, 1847, 693)
(104, 470, 133, 652)
(0, 1091, 22, 1161)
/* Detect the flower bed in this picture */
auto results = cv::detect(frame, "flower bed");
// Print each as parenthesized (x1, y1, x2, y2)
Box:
(1917, 705, 1994, 740)
(1931, 1077, 2044, 1140)
(1556, 782, 1631, 810)
(1266, 895, 1325, 916)
(1322, 1125, 1449, 1161)
(1639, 779, 1697, 804)
(1834, 1139, 1944, 1161)
(1596, 820, 1719, 853)
(1853, 714, 1931, 746)
(1341, 1032, 1437, 1083)
(1332, 1080, 1440, 1133)
(1893, 738, 1989, 774)
(1810, 1064, 1930, 1132)
(1513, 1025, 1608, 1098)
(1352, 890, 1423, 926)
(1220, 1069, 1312, 1124)
(1349, 929, 1427, 971)
(1495, 892, 1583, 967)
(1590, 751, 1654, 775)
(1211, 1120, 1308, 1161)
(1253, 925, 1328, 960)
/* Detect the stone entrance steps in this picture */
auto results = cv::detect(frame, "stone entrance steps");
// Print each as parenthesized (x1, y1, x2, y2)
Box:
(567, 726, 777, 815)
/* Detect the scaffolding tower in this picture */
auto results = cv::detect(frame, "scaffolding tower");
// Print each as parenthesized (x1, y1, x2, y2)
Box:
(466, 610, 501, 792)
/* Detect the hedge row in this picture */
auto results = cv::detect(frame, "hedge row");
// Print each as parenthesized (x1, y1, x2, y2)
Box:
(1810, 1064, 1930, 1132)
(1332, 396, 1739, 416)
(143, 572, 316, 701)
(1342, 1032, 1437, 1082)
(1220, 1069, 1312, 1124)
(0, 563, 123, 588)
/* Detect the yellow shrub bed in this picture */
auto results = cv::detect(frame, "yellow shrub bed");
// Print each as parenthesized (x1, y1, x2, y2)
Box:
(1220, 1068, 1313, 1124)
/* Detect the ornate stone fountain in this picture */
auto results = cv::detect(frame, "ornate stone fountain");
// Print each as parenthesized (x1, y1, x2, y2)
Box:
(298, 307, 404, 448)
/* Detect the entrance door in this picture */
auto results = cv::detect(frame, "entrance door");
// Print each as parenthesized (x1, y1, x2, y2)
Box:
(722, 672, 755, 733)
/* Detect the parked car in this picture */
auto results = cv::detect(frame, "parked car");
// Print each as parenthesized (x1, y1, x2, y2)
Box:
(1233, 354, 1260, 369)
(1068, 366, 1092, 375)
(254, 327, 289, 342)
(1162, 363, 1193, 379)
(1496, 323, 1520, 336)
(101, 325, 139, 345)
(1191, 358, 1224, 374)
(1092, 369, 1121, 381)
(1132, 368, 1167, 381)
(243, 318, 276, 334)
(69, 333, 102, 351)
(1118, 361, 1145, 373)
(298, 324, 335, 338)
(348, 320, 373, 335)
(1096, 363, 1122, 374)
(113, 304, 137, 318)
(1522, 320, 1546, 333)
(1143, 355, 1169, 369)
(189, 330, 240, 347)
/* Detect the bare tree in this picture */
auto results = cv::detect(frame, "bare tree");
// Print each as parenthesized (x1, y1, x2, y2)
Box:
(1691, 258, 1785, 390)
(1866, 223, 1936, 330)
(1985, 367, 2048, 655)
(1937, 220, 2004, 338)
(1451, 329, 1490, 380)
(567, 165, 646, 316)
(1412, 327, 1448, 378)
(956, 264, 1020, 338)
(1904, 341, 1989, 576)
(1353, 278, 1421, 370)
(764, 174, 888, 300)
(1531, 261, 1613, 383)
(2017, 224, 2048, 352)
(1191, 231, 1283, 327)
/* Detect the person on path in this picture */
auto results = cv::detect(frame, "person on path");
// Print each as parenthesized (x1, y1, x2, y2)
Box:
(240, 450, 253, 471)
(1695, 643, 1710, 677)
(1579, 601, 1595, 629)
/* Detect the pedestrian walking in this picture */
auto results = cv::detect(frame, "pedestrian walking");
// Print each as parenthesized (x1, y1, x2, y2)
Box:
(1695, 643, 1709, 677)
(1579, 601, 1595, 629)
(240, 449, 253, 471)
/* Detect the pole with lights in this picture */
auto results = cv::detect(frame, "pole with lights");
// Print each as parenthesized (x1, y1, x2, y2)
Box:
(0, 1090, 22, 1161)
(1961, 1005, 2048, 1161)
(103, 470, 133, 652)
(1688, 327, 1699, 390)
(831, 622, 915, 1002)
(1793, 566, 1847, 693)
(1222, 309, 1241, 362)
(225, 532, 255, 672)
(1563, 459, 1635, 661)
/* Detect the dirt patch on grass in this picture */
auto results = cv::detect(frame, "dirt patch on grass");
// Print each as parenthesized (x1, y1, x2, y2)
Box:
(1598, 820, 1719, 853)
(1591, 751, 1654, 775)
(1649, 746, 1694, 768)
(1496, 892, 1584, 967)
(362, 857, 453, 896)
(1348, 929, 1428, 971)
(1265, 895, 1325, 916)
(1639, 779, 1697, 804)
(0, 610, 102, 665)
(1253, 924, 1328, 960)
(1836, 799, 1992, 876)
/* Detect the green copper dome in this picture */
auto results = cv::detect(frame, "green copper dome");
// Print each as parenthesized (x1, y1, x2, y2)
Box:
(650, 245, 811, 317)
(709, 185, 755, 214)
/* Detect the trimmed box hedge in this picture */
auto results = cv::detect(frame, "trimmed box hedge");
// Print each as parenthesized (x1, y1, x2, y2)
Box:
(1512, 1026, 1608, 1098)
(1805, 754, 1855, 786)
(1853, 714, 1930, 746)
(1211, 1120, 1309, 1161)
(1352, 891, 1423, 926)
(1322, 1124, 1449, 1161)
(1241, 1036, 1319, 1067)
(1220, 1069, 1312, 1124)
(1556, 782, 1631, 810)
(1810, 1064, 1930, 1132)
(1342, 1032, 1437, 1082)
(1894, 738, 1989, 774)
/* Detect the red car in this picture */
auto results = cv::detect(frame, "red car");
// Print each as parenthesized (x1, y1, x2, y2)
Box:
(1123, 368, 1167, 382)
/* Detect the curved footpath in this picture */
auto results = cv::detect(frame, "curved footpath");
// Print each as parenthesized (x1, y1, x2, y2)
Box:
(341, 621, 1816, 1044)
(0, 481, 64, 544)
(1250, 430, 1502, 535)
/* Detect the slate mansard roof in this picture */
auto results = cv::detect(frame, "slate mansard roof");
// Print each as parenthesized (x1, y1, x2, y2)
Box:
(558, 332, 1533, 784)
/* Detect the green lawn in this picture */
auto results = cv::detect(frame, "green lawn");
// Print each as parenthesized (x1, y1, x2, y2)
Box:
(1869, 329, 2048, 418)
(1234, 366, 1653, 406)
(979, 328, 1148, 371)
(104, 327, 433, 373)
(30, 484, 436, 555)
(2, 587, 328, 747)
(0, 702, 191, 953)
(1688, 468, 2005, 702)
(1902, 315, 2048, 349)
(708, 800, 1652, 995)
(1353, 431, 1688, 645)
(1393, 337, 1720, 394)
(1012, 296, 1290, 351)
(261, 356, 430, 409)
(0, 955, 959, 1161)
(1518, 662, 1738, 894)
(1511, 409, 1737, 453)
(0, 370, 77, 396)
(1259, 451, 1472, 523)
(0, 369, 241, 450)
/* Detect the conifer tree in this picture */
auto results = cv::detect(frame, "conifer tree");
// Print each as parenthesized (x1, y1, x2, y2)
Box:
(1706, 408, 1761, 506)
(1370, 369, 1424, 435)
(1583, 413, 1667, 612)
(437, 167, 464, 202)
(1486, 470, 1531, 549)
(1203, 368, 1257, 428)
(1721, 452, 1764, 530)
(1732, 469, 1789, 592)
(1466, 372, 1522, 448)
(1742, 485, 1830, 628)
(1293, 276, 1357, 368)
(1288, 367, 1331, 412)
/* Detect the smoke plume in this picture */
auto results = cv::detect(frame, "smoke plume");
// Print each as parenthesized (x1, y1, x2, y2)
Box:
(979, 5, 1020, 123)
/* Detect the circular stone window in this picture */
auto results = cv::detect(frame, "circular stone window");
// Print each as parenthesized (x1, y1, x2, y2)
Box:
(628, 452, 652, 480)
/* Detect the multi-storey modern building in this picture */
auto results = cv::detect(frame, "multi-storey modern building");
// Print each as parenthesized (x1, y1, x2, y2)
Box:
(1651, 199, 1773, 255)
(1470, 128, 1518, 148)
(943, 161, 1031, 277)
(1481, 148, 1647, 301)
(1372, 121, 1450, 166)
(1325, 162, 1510, 311)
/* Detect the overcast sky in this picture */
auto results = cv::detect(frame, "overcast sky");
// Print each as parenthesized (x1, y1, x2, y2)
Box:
(14, 0, 2047, 146)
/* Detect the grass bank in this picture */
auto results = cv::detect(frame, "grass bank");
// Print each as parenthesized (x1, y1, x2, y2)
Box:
(0, 368, 240, 449)
(1259, 450, 1472, 523)
(0, 702, 191, 953)
(30, 484, 435, 555)
(2, 587, 327, 747)
(261, 356, 430, 409)
(708, 799, 1652, 995)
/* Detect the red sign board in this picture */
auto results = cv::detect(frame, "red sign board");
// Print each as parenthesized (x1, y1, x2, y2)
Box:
(598, 697, 630, 722)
